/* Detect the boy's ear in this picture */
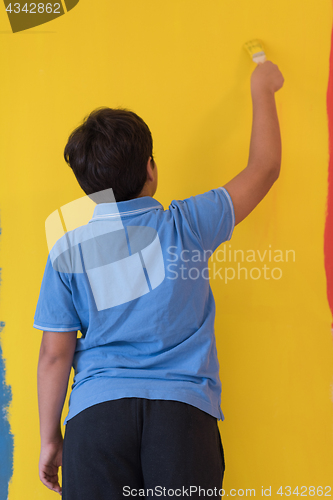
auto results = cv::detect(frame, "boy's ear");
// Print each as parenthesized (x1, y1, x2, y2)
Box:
(146, 157, 154, 180)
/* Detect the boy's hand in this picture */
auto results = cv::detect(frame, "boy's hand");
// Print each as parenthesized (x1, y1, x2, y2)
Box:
(39, 436, 63, 495)
(251, 60, 284, 97)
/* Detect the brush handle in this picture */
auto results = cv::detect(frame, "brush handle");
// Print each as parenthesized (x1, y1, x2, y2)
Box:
(253, 53, 266, 64)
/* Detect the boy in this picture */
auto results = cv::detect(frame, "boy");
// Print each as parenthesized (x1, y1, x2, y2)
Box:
(35, 60, 284, 498)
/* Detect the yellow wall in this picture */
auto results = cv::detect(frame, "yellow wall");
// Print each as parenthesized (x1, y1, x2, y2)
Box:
(0, 0, 332, 497)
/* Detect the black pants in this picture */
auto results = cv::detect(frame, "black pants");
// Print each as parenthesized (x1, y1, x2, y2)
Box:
(62, 398, 225, 499)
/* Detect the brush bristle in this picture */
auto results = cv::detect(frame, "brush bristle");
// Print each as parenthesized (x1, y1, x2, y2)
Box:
(244, 39, 265, 58)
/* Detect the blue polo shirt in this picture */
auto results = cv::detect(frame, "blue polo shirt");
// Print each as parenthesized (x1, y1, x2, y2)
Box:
(34, 187, 235, 424)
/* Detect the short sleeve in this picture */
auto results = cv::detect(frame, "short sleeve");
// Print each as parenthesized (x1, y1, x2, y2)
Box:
(179, 187, 235, 253)
(33, 255, 82, 332)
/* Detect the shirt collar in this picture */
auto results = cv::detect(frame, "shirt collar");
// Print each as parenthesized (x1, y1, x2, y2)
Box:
(89, 196, 164, 222)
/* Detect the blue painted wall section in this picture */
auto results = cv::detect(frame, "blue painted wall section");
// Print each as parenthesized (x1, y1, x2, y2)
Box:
(0, 322, 14, 499)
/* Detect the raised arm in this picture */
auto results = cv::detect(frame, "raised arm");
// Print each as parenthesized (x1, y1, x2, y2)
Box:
(37, 330, 77, 494)
(223, 60, 284, 225)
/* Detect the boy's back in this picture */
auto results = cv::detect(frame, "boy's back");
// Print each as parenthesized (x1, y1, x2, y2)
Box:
(34, 186, 235, 425)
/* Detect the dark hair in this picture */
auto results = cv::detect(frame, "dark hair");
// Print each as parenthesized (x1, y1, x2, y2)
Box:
(64, 107, 154, 202)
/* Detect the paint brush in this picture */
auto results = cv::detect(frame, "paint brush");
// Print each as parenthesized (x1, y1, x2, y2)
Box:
(244, 39, 266, 64)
